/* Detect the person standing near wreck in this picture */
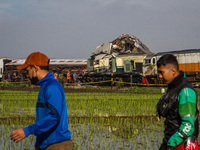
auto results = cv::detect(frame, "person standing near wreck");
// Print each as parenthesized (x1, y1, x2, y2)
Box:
(156, 54, 199, 150)
(9, 52, 72, 150)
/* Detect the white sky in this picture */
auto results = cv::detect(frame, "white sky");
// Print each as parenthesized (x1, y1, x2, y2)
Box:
(0, 0, 200, 59)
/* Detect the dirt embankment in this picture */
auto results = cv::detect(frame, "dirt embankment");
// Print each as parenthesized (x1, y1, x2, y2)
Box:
(0, 86, 120, 93)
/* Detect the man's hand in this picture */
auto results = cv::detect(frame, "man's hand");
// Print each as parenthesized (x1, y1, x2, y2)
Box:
(10, 128, 26, 143)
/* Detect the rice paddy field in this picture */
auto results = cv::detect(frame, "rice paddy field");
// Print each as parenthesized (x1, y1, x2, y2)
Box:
(0, 87, 200, 150)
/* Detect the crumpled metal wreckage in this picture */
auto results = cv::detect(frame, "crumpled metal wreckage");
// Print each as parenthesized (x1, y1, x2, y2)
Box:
(91, 34, 152, 58)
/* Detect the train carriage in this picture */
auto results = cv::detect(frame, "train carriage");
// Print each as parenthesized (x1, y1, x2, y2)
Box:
(3, 59, 87, 82)
(143, 49, 200, 84)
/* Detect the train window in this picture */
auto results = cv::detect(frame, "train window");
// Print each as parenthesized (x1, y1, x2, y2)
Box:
(145, 59, 151, 64)
(131, 60, 135, 69)
(152, 58, 155, 64)
(95, 60, 99, 65)
(136, 63, 143, 73)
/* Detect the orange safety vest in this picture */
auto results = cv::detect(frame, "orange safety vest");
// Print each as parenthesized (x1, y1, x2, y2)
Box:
(67, 73, 71, 80)
(54, 74, 58, 79)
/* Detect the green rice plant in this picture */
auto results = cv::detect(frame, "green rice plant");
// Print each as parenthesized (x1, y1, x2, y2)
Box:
(0, 89, 200, 149)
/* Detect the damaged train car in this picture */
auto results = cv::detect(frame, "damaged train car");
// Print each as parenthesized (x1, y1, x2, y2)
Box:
(79, 34, 152, 84)
(143, 49, 200, 84)
(4, 59, 87, 82)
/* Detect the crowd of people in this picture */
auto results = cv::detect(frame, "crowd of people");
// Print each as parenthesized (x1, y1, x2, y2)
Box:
(53, 70, 79, 84)
(2, 72, 22, 82)
(2, 68, 82, 85)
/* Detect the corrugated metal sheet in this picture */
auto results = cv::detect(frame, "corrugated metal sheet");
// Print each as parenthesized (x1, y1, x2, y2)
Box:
(92, 43, 112, 56)
(94, 54, 107, 61)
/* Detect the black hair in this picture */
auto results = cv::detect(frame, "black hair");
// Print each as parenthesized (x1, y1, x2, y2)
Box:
(40, 59, 50, 71)
(157, 54, 179, 70)
(39, 66, 49, 71)
(30, 65, 49, 71)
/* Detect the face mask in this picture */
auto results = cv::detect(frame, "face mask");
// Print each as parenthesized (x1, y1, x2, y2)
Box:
(30, 76, 39, 85)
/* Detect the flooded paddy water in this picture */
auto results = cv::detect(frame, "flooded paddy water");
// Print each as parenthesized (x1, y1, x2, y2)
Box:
(0, 117, 164, 150)
(0, 87, 200, 149)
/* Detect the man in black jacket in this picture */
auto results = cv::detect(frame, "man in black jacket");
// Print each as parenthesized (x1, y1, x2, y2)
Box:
(156, 54, 199, 150)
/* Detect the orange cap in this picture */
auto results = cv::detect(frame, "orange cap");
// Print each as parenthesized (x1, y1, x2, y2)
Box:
(17, 52, 50, 70)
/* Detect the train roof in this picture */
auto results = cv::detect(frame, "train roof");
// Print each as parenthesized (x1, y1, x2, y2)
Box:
(156, 49, 200, 56)
(50, 59, 87, 65)
(0, 57, 12, 60)
(6, 59, 87, 66)
(117, 53, 148, 57)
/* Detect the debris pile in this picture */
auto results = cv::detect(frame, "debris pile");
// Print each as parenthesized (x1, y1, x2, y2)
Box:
(91, 34, 152, 58)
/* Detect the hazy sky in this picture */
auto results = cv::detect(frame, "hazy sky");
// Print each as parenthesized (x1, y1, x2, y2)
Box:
(0, 0, 200, 59)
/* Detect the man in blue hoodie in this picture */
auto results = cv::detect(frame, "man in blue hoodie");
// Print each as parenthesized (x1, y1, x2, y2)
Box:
(10, 52, 72, 150)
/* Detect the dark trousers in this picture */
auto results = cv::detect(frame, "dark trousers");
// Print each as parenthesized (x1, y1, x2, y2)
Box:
(159, 142, 167, 150)
(159, 142, 175, 150)
(40, 140, 73, 150)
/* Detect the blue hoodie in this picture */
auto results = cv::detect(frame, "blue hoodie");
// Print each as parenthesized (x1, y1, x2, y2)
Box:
(23, 72, 71, 149)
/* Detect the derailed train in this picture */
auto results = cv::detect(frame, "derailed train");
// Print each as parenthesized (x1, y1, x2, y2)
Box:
(79, 34, 152, 83)
(79, 34, 200, 85)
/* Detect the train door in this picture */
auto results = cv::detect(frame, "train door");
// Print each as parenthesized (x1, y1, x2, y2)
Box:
(87, 59, 94, 72)
(124, 60, 133, 72)
(111, 58, 116, 73)
(135, 63, 143, 73)
(152, 57, 156, 65)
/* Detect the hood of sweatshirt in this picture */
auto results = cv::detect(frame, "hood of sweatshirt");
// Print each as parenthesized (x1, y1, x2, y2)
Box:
(36, 72, 55, 86)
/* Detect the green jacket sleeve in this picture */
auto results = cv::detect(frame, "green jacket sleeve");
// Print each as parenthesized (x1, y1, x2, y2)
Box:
(168, 88, 197, 147)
